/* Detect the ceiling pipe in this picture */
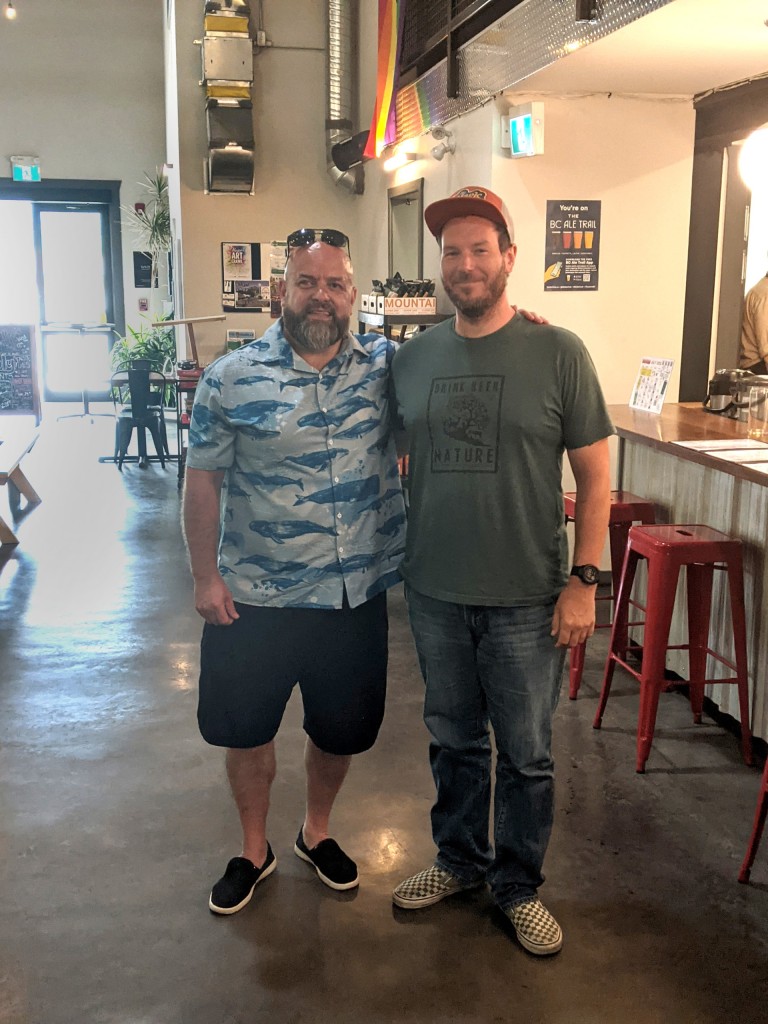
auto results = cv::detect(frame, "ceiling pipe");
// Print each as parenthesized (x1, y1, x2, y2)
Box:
(326, 0, 364, 194)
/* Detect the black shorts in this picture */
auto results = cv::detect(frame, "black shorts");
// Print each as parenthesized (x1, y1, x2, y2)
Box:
(197, 592, 388, 755)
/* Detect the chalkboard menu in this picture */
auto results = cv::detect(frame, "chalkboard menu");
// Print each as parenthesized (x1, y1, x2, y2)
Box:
(0, 325, 41, 421)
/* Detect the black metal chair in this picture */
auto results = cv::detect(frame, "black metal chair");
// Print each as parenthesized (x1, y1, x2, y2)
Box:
(110, 368, 169, 469)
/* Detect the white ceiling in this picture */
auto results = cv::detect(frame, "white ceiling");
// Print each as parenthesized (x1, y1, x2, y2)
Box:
(519, 0, 768, 97)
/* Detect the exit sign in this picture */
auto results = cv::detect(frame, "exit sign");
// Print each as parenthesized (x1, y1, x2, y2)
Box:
(10, 156, 41, 182)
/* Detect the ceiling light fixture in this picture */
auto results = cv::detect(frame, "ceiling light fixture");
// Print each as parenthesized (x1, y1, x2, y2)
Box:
(430, 126, 455, 162)
(4, 2, 17, 19)
(382, 150, 417, 173)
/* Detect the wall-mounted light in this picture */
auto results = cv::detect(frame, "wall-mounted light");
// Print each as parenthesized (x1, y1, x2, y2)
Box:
(739, 123, 768, 192)
(4, 2, 17, 19)
(383, 150, 417, 173)
(575, 0, 599, 23)
(430, 126, 455, 162)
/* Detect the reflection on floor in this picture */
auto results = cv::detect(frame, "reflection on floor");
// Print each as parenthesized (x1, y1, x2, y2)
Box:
(0, 410, 767, 1023)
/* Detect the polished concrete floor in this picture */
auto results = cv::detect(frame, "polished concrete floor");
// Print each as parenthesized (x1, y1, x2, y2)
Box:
(1, 409, 767, 1024)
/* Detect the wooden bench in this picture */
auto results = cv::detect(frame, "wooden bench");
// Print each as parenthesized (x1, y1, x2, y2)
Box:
(0, 425, 41, 545)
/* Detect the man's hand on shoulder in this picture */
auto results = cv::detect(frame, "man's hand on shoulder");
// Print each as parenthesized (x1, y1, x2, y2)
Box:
(194, 575, 240, 626)
(550, 578, 596, 648)
(512, 304, 549, 325)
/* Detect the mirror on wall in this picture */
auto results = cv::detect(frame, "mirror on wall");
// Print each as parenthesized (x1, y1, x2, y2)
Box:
(388, 178, 424, 280)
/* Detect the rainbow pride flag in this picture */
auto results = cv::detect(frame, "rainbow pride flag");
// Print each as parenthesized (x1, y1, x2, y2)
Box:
(364, 0, 406, 159)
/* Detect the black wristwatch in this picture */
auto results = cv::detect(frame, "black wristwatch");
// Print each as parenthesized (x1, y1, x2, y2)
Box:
(570, 564, 600, 586)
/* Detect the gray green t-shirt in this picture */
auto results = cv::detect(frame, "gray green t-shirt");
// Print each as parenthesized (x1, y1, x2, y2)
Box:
(391, 312, 614, 606)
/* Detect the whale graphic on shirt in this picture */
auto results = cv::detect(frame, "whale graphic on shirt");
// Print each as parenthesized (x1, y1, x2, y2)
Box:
(248, 520, 337, 543)
(294, 476, 379, 506)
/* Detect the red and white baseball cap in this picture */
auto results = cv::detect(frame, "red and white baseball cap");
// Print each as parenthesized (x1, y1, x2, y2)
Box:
(424, 185, 513, 239)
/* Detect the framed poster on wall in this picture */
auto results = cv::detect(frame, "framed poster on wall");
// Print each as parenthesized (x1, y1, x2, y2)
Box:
(544, 200, 601, 291)
(221, 242, 287, 315)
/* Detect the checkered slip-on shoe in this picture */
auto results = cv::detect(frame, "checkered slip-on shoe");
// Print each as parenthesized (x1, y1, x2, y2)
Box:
(392, 864, 481, 909)
(506, 897, 563, 955)
(208, 846, 277, 915)
(294, 830, 359, 891)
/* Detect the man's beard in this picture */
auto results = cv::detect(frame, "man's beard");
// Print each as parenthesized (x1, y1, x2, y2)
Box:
(443, 262, 508, 321)
(283, 304, 349, 353)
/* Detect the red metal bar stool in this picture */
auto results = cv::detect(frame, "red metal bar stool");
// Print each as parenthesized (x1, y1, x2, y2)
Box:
(593, 524, 753, 774)
(564, 490, 656, 699)
(739, 759, 768, 883)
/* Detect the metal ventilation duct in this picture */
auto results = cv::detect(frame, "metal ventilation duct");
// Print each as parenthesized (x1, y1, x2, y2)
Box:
(326, 0, 364, 194)
(395, 0, 675, 140)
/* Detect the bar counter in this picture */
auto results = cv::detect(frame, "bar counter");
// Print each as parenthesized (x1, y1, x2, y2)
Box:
(608, 402, 768, 741)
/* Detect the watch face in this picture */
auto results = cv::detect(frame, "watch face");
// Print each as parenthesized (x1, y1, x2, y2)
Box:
(573, 564, 600, 584)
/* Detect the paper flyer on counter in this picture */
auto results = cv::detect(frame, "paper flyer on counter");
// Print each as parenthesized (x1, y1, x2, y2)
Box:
(629, 357, 674, 413)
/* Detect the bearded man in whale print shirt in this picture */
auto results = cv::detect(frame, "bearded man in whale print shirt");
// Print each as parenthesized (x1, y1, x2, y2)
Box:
(182, 229, 405, 914)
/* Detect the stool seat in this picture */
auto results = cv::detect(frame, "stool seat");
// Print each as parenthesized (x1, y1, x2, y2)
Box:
(563, 490, 656, 524)
(564, 490, 656, 699)
(593, 523, 753, 773)
(626, 523, 741, 560)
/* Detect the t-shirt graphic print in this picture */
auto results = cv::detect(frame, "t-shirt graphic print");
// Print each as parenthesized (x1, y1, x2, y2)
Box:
(427, 374, 503, 473)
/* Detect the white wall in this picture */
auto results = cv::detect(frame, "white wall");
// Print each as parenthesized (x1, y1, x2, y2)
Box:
(0, 0, 167, 331)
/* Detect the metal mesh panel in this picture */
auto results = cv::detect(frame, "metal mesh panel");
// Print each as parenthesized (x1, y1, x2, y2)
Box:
(395, 0, 675, 140)
(401, 1, 448, 71)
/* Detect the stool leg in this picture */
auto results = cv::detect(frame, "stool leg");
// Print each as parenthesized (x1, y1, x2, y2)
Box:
(608, 521, 632, 611)
(726, 555, 754, 766)
(137, 426, 149, 469)
(608, 521, 632, 668)
(685, 563, 714, 724)
(636, 556, 679, 773)
(147, 418, 166, 469)
(738, 762, 768, 883)
(594, 547, 640, 729)
(569, 644, 586, 700)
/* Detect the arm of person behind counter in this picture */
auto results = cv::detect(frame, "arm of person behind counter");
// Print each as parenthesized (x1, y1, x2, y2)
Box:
(550, 437, 611, 647)
(182, 467, 240, 626)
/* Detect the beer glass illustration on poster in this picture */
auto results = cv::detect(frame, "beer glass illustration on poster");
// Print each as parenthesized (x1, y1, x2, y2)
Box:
(544, 200, 601, 291)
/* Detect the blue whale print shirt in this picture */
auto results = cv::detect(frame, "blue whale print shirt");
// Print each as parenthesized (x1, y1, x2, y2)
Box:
(186, 319, 406, 609)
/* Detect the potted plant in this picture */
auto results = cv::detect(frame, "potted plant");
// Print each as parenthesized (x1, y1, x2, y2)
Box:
(122, 170, 172, 308)
(111, 314, 177, 404)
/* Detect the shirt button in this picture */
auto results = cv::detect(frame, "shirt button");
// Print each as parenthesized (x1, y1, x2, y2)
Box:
(337, 513, 342, 519)
(322, 407, 328, 413)
(329, 439, 334, 446)
(334, 476, 340, 483)
(339, 546, 344, 553)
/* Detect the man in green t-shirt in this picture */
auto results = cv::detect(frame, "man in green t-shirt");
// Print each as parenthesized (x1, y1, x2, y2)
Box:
(391, 186, 613, 956)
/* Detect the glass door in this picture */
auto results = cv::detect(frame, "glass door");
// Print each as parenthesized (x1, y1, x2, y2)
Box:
(34, 204, 116, 401)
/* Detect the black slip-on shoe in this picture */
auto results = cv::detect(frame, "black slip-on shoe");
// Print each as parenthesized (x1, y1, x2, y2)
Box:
(208, 846, 277, 915)
(294, 829, 359, 891)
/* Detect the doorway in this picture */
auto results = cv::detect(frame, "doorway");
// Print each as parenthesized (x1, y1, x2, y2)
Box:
(0, 179, 125, 403)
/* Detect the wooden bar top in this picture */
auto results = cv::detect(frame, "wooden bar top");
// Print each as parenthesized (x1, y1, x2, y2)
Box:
(607, 402, 768, 487)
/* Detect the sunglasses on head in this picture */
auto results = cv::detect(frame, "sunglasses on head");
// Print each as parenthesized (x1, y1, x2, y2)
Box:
(286, 228, 350, 257)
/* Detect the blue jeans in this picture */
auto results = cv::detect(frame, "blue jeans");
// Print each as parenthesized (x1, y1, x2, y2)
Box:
(406, 586, 566, 910)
